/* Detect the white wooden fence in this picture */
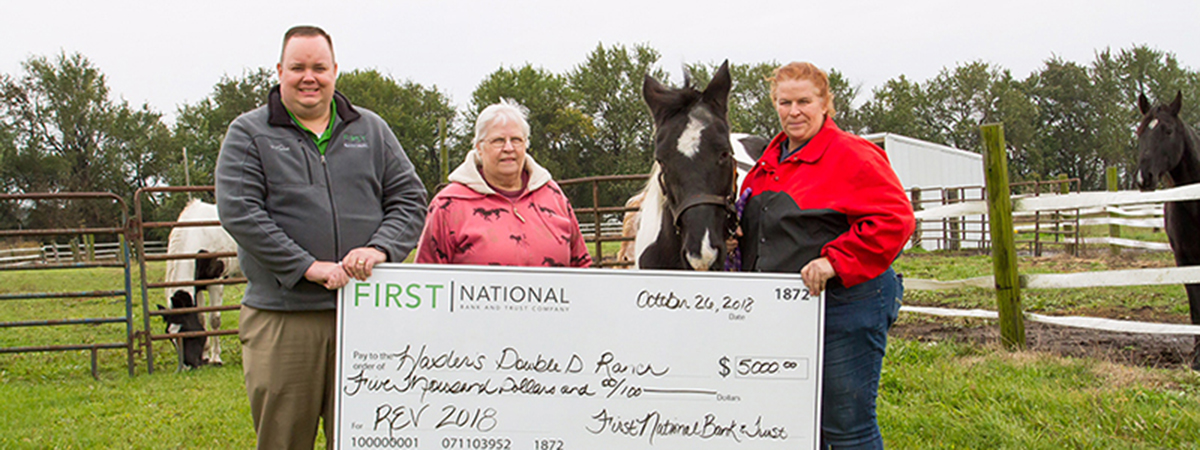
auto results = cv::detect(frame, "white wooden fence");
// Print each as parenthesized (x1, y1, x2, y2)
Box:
(0, 241, 166, 267)
(577, 215, 624, 236)
(918, 193, 1179, 254)
(906, 183, 1200, 335)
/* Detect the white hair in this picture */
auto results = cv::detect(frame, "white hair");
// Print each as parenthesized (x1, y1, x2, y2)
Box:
(473, 98, 531, 147)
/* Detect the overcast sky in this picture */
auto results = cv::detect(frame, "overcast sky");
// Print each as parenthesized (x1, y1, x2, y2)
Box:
(2, 0, 1197, 122)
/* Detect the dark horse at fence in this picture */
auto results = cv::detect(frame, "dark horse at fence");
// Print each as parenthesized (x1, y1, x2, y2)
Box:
(633, 61, 740, 270)
(1137, 91, 1200, 370)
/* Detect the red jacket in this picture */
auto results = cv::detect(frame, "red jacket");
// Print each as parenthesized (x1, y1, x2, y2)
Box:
(738, 118, 914, 287)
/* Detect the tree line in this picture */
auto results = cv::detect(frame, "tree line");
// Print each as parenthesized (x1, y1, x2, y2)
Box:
(2, 43, 1197, 235)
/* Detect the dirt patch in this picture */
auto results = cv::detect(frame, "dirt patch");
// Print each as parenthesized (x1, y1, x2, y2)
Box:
(1020, 251, 1176, 271)
(1062, 305, 1189, 324)
(892, 317, 1197, 370)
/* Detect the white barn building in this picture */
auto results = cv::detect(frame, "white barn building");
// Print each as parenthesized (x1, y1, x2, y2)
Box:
(862, 133, 987, 251)
(862, 133, 983, 190)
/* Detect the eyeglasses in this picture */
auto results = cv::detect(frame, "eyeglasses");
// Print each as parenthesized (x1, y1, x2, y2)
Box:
(486, 136, 526, 149)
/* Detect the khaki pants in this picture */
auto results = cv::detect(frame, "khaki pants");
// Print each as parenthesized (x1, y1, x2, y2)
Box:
(240, 305, 337, 450)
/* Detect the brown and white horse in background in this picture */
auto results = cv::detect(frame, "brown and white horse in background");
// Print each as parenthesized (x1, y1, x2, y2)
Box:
(164, 199, 240, 366)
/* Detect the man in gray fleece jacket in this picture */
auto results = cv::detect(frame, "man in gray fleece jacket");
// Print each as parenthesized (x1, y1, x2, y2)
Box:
(215, 25, 426, 450)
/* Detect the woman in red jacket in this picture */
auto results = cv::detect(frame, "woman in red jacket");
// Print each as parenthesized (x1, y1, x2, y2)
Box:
(738, 62, 915, 449)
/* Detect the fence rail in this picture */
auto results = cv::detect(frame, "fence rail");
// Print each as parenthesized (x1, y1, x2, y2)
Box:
(904, 126, 1200, 348)
(0, 192, 135, 378)
(558, 173, 649, 268)
(901, 306, 1200, 336)
(909, 183, 1183, 255)
(917, 184, 1200, 220)
(4, 169, 1196, 374)
(0, 241, 166, 267)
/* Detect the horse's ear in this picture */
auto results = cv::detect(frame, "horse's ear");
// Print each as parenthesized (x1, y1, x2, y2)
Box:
(703, 60, 732, 118)
(643, 74, 671, 125)
(1138, 92, 1151, 115)
(1168, 91, 1183, 115)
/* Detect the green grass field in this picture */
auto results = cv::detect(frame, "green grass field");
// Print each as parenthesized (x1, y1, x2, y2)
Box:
(2, 254, 1198, 449)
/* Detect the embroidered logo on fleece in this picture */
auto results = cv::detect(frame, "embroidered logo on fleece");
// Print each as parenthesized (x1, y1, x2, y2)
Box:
(343, 134, 369, 148)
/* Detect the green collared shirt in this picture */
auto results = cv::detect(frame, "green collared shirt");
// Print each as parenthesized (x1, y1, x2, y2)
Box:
(287, 101, 339, 155)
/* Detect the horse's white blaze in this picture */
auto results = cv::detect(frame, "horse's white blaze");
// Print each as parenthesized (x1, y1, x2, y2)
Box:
(633, 163, 666, 269)
(676, 114, 706, 158)
(1149, 118, 1159, 130)
(685, 229, 720, 271)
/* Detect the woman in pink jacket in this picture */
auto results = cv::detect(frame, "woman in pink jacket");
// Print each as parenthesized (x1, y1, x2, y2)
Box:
(416, 99, 592, 268)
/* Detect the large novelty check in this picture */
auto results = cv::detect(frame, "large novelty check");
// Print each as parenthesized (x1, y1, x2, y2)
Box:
(335, 264, 824, 450)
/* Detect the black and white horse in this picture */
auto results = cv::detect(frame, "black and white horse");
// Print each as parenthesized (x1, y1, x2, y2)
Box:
(164, 199, 239, 366)
(630, 61, 767, 270)
(1136, 91, 1200, 370)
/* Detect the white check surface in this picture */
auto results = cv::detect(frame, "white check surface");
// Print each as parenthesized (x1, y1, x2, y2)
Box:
(336, 264, 823, 450)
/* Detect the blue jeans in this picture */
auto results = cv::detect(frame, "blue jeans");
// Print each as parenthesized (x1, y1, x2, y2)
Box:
(820, 268, 902, 449)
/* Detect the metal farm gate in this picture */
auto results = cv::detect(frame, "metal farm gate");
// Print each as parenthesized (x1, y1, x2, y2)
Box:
(0, 174, 654, 376)
(132, 186, 244, 373)
(558, 173, 648, 268)
(0, 193, 135, 378)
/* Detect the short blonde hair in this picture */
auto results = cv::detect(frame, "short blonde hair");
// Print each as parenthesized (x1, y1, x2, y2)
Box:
(768, 62, 836, 118)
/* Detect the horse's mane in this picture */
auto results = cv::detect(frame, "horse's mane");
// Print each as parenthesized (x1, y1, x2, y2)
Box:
(631, 163, 668, 267)
(645, 81, 704, 127)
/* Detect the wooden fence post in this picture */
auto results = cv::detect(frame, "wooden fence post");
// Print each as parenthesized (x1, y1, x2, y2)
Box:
(910, 188, 922, 249)
(439, 117, 449, 185)
(1057, 174, 1076, 255)
(1032, 179, 1042, 257)
(1107, 166, 1120, 256)
(117, 234, 126, 265)
(69, 237, 81, 263)
(947, 189, 961, 251)
(981, 123, 1026, 350)
(85, 234, 95, 262)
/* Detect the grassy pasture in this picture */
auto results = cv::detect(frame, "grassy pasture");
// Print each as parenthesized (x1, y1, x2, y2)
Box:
(2, 256, 1198, 448)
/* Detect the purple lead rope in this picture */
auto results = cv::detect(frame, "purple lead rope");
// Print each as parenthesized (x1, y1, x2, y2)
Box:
(724, 187, 752, 272)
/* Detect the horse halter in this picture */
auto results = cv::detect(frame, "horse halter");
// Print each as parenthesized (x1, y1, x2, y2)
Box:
(658, 159, 739, 237)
